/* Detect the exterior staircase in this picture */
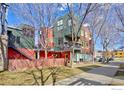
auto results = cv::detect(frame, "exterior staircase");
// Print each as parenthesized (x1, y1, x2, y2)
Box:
(9, 46, 35, 60)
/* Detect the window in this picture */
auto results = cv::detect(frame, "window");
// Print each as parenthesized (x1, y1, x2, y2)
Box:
(57, 19, 63, 26)
(82, 41, 86, 47)
(10, 34, 16, 43)
(59, 25, 63, 30)
(82, 42, 84, 47)
(81, 30, 84, 36)
(120, 53, 122, 55)
(57, 25, 63, 31)
(86, 43, 88, 47)
(68, 19, 72, 26)
(39, 31, 42, 35)
(58, 37, 63, 45)
(16, 36, 20, 44)
(57, 19, 63, 31)
(85, 32, 88, 37)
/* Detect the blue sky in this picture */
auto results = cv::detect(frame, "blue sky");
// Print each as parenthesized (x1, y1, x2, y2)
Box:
(6, 3, 123, 50)
(7, 8, 19, 25)
(6, 4, 104, 50)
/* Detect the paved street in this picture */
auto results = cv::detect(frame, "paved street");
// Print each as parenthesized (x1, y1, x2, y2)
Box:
(55, 62, 124, 85)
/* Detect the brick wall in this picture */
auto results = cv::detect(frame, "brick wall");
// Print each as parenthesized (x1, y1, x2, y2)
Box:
(8, 58, 65, 71)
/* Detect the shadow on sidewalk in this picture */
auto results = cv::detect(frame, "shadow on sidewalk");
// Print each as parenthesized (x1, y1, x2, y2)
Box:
(87, 66, 117, 77)
(68, 78, 105, 85)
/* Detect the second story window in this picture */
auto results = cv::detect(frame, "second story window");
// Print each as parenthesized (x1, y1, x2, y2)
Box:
(16, 36, 20, 44)
(57, 25, 63, 31)
(85, 32, 89, 37)
(120, 53, 122, 55)
(68, 19, 72, 26)
(57, 19, 63, 26)
(57, 19, 63, 31)
(58, 37, 63, 45)
(115, 53, 117, 55)
(81, 30, 84, 36)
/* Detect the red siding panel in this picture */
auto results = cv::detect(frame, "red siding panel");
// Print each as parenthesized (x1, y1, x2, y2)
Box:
(8, 48, 35, 59)
(39, 51, 70, 60)
(8, 48, 27, 59)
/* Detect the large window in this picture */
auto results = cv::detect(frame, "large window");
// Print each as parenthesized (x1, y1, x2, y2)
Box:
(57, 25, 63, 31)
(81, 30, 84, 36)
(16, 36, 20, 44)
(57, 19, 63, 31)
(85, 32, 89, 37)
(58, 37, 63, 45)
(120, 53, 122, 55)
(82, 41, 88, 47)
(68, 19, 72, 26)
(57, 19, 63, 26)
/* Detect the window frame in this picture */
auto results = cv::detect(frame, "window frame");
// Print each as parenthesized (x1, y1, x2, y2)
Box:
(16, 36, 20, 44)
(68, 19, 72, 26)
(57, 19, 63, 26)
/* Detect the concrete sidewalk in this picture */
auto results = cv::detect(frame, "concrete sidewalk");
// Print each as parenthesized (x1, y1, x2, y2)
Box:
(54, 62, 124, 85)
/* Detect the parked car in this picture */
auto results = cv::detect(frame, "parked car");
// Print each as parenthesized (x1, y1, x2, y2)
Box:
(95, 56, 102, 62)
(98, 57, 114, 63)
(98, 57, 106, 62)
(109, 57, 114, 61)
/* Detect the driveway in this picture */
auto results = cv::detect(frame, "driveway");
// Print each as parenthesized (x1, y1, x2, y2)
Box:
(55, 62, 124, 85)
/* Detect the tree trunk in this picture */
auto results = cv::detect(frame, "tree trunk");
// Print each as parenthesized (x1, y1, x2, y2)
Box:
(71, 48, 74, 68)
(92, 40, 95, 64)
(45, 49, 47, 59)
(0, 35, 8, 70)
(52, 73, 57, 86)
(92, 51, 95, 64)
(105, 46, 109, 63)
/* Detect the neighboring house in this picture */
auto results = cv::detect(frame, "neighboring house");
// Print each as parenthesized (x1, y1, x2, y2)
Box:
(97, 50, 124, 59)
(94, 51, 103, 58)
(113, 50, 124, 58)
(103, 51, 113, 58)
(7, 25, 35, 60)
(81, 25, 92, 54)
(53, 14, 79, 51)
(104, 50, 124, 58)
(53, 14, 93, 62)
(19, 24, 35, 38)
(75, 24, 93, 62)
(38, 27, 54, 50)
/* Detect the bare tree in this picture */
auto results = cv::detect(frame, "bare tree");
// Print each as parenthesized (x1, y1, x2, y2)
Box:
(66, 3, 107, 66)
(99, 22, 120, 63)
(114, 4, 124, 47)
(10, 3, 61, 85)
(85, 4, 111, 63)
(10, 3, 59, 59)
(115, 4, 124, 29)
(66, 3, 93, 67)
(0, 3, 8, 70)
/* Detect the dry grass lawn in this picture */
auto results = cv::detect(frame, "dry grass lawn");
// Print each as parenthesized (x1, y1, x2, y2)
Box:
(0, 64, 102, 85)
(120, 64, 124, 69)
(115, 71, 124, 76)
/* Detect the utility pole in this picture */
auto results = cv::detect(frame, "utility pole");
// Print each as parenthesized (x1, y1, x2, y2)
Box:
(0, 3, 8, 70)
